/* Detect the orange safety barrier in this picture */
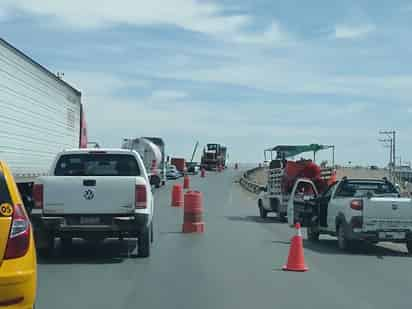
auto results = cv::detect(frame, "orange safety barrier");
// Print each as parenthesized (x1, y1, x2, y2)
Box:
(182, 191, 205, 233)
(171, 184, 184, 207)
(183, 175, 190, 189)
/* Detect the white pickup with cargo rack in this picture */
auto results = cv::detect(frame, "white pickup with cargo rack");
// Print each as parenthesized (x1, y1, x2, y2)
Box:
(258, 144, 336, 221)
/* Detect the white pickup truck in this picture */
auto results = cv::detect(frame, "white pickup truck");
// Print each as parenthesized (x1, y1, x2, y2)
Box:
(31, 149, 154, 257)
(288, 177, 412, 252)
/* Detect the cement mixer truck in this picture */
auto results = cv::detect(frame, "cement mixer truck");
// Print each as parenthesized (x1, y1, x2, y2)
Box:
(121, 137, 163, 188)
(257, 144, 336, 221)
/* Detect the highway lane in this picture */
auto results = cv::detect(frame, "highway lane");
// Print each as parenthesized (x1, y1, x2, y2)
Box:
(37, 169, 412, 309)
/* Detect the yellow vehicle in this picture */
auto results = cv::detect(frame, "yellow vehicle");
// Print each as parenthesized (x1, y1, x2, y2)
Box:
(0, 161, 36, 308)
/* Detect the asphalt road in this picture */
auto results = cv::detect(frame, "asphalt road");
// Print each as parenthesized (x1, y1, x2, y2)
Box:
(37, 169, 412, 309)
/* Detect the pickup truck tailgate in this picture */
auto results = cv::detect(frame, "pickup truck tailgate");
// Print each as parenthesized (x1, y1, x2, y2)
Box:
(363, 197, 412, 230)
(42, 176, 140, 214)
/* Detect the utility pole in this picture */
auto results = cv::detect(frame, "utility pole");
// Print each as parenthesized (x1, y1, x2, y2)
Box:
(379, 130, 396, 168)
(379, 137, 393, 180)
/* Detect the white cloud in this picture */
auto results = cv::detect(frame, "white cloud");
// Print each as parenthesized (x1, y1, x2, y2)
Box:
(334, 24, 376, 39)
(233, 21, 291, 45)
(0, 0, 243, 33)
(147, 57, 412, 100)
(0, 0, 289, 45)
(63, 71, 149, 95)
(54, 69, 409, 164)
(149, 90, 188, 101)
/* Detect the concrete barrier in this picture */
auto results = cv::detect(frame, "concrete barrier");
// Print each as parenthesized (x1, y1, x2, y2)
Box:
(239, 166, 265, 194)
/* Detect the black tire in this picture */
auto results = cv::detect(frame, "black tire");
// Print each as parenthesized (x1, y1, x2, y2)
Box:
(258, 200, 268, 219)
(337, 224, 355, 251)
(60, 236, 72, 248)
(38, 234, 55, 258)
(138, 225, 151, 258)
(150, 221, 154, 244)
(307, 225, 320, 242)
(406, 240, 412, 254)
(278, 213, 287, 223)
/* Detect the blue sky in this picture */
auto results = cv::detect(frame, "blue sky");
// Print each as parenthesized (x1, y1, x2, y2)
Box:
(1, 0, 412, 165)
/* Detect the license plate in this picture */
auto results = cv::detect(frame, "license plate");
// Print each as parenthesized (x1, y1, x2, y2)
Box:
(80, 216, 100, 225)
(378, 231, 405, 240)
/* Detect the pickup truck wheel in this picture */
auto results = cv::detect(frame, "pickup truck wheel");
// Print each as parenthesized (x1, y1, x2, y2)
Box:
(337, 224, 354, 251)
(138, 225, 151, 258)
(307, 226, 320, 241)
(258, 201, 268, 219)
(406, 240, 412, 254)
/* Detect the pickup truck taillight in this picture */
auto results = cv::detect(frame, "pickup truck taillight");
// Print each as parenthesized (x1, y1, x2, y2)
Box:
(33, 184, 44, 209)
(4, 204, 31, 259)
(135, 184, 147, 209)
(350, 199, 363, 211)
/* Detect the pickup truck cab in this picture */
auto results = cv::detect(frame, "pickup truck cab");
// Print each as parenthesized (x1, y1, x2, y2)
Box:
(288, 177, 412, 252)
(31, 149, 154, 257)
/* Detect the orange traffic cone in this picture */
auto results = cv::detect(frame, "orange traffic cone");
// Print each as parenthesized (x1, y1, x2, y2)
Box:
(282, 223, 308, 272)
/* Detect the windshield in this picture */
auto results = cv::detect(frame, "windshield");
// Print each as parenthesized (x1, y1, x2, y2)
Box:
(339, 181, 399, 197)
(55, 154, 140, 176)
(207, 144, 218, 151)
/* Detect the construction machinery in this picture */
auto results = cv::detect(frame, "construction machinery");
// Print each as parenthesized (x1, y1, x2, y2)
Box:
(201, 144, 227, 171)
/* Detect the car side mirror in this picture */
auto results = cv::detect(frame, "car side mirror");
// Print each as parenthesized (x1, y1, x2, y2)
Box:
(149, 175, 157, 186)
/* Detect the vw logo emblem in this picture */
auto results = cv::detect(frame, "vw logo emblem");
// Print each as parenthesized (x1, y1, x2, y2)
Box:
(84, 189, 95, 200)
(392, 204, 398, 210)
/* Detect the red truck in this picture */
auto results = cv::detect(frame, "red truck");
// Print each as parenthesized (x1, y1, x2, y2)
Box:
(170, 158, 186, 173)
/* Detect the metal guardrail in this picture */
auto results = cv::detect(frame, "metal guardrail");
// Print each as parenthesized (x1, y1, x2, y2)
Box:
(239, 166, 265, 194)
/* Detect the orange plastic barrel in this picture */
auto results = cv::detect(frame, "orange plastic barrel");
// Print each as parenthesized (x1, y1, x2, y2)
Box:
(183, 175, 190, 189)
(171, 184, 184, 207)
(182, 191, 205, 233)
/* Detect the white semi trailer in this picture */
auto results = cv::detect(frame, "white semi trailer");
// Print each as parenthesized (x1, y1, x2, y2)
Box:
(0, 38, 88, 209)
